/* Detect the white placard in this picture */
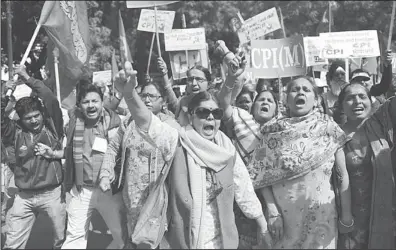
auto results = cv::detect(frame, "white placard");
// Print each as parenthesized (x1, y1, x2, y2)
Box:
(169, 46, 209, 80)
(303, 36, 329, 66)
(320, 30, 380, 59)
(92, 70, 112, 86)
(137, 9, 175, 33)
(237, 7, 282, 44)
(164, 28, 206, 51)
(126, 1, 178, 9)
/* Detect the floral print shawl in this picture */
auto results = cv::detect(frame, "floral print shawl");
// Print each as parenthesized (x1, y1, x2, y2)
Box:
(249, 109, 349, 189)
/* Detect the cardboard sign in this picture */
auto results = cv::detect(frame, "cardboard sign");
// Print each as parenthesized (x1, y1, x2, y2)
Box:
(164, 28, 206, 51)
(320, 30, 380, 59)
(137, 9, 175, 33)
(251, 35, 306, 78)
(169, 46, 209, 80)
(92, 70, 112, 86)
(392, 53, 396, 73)
(303, 36, 328, 66)
(237, 7, 282, 44)
(126, 1, 178, 9)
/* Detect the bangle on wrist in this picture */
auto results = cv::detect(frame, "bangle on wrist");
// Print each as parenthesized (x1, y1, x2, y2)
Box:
(339, 218, 354, 228)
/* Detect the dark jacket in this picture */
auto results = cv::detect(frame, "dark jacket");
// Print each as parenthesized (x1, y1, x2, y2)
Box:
(160, 145, 238, 249)
(2, 77, 64, 191)
(63, 107, 121, 192)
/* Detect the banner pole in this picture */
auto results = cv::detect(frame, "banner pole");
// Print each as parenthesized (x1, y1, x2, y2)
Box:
(53, 47, 61, 103)
(182, 13, 189, 68)
(146, 33, 155, 75)
(6, 1, 13, 78)
(387, 1, 396, 50)
(154, 4, 162, 58)
(345, 58, 349, 83)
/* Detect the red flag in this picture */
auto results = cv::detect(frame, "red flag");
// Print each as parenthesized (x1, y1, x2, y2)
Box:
(42, 0, 91, 105)
(119, 10, 133, 65)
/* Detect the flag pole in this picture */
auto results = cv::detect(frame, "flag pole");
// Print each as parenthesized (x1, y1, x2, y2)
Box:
(6, 1, 13, 78)
(20, 25, 42, 68)
(182, 13, 189, 68)
(146, 33, 155, 75)
(387, 1, 396, 50)
(53, 47, 61, 102)
(154, 3, 162, 58)
(278, 7, 286, 38)
(328, 1, 332, 33)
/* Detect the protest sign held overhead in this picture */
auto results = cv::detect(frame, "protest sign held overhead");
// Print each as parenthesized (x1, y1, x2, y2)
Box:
(303, 36, 328, 66)
(126, 1, 178, 9)
(238, 7, 282, 44)
(320, 30, 380, 58)
(164, 28, 206, 51)
(92, 70, 112, 86)
(169, 46, 210, 80)
(251, 35, 306, 78)
(137, 9, 175, 33)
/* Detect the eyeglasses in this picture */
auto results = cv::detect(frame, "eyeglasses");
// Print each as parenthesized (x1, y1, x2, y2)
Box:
(187, 76, 207, 84)
(193, 107, 224, 120)
(139, 93, 162, 101)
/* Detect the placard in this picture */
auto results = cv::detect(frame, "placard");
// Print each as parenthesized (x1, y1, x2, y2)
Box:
(303, 36, 328, 66)
(164, 28, 206, 51)
(169, 46, 209, 80)
(126, 1, 178, 9)
(320, 30, 380, 58)
(92, 70, 112, 86)
(251, 35, 306, 78)
(237, 7, 282, 44)
(137, 9, 175, 33)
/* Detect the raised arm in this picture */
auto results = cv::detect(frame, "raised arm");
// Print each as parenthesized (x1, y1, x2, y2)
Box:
(156, 57, 179, 113)
(370, 50, 393, 97)
(16, 66, 64, 138)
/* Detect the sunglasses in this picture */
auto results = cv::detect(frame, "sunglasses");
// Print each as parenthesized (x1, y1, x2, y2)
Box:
(193, 107, 224, 120)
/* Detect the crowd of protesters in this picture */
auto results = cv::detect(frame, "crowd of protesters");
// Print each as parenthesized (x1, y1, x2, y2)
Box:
(1, 30, 396, 250)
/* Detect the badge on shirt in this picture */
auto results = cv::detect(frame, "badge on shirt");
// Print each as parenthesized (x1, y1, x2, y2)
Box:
(92, 137, 108, 153)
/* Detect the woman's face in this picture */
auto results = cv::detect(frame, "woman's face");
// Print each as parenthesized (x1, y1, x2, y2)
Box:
(330, 66, 347, 96)
(190, 100, 223, 141)
(236, 93, 253, 113)
(342, 84, 372, 121)
(186, 69, 208, 94)
(139, 84, 164, 115)
(252, 91, 277, 124)
(287, 78, 317, 117)
(79, 92, 103, 121)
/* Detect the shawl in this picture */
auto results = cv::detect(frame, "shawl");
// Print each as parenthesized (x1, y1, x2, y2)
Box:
(249, 109, 349, 189)
(179, 125, 236, 249)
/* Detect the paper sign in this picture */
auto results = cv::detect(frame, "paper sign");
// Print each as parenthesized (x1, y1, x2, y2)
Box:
(126, 1, 178, 9)
(251, 35, 306, 78)
(13, 84, 32, 101)
(303, 36, 329, 66)
(392, 53, 396, 73)
(320, 30, 380, 59)
(164, 28, 206, 51)
(361, 57, 378, 75)
(169, 46, 209, 80)
(92, 70, 112, 86)
(237, 7, 282, 44)
(137, 9, 175, 33)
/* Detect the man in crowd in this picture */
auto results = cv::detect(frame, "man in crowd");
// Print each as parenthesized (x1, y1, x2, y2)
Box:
(2, 66, 66, 249)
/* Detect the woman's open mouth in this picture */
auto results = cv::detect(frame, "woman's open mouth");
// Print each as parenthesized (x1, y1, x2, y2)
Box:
(202, 124, 215, 136)
(352, 107, 364, 114)
(295, 98, 306, 106)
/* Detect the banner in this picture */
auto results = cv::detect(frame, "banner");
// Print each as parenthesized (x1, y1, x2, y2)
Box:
(137, 9, 175, 33)
(92, 70, 112, 86)
(320, 30, 380, 58)
(126, 1, 178, 9)
(237, 7, 282, 44)
(169, 46, 209, 80)
(251, 35, 306, 78)
(303, 36, 328, 66)
(164, 28, 206, 51)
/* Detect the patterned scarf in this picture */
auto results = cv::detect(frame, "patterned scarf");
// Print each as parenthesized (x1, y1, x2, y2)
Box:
(249, 109, 349, 189)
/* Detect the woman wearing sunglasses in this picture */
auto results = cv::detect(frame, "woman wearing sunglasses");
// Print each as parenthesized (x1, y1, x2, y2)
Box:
(99, 77, 180, 248)
(116, 61, 272, 249)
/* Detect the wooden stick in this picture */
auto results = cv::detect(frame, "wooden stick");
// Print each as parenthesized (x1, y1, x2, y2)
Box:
(182, 13, 189, 68)
(146, 33, 155, 75)
(387, 1, 396, 50)
(278, 7, 286, 38)
(53, 47, 61, 103)
(329, 1, 332, 33)
(345, 58, 349, 83)
(154, 5, 161, 58)
(20, 24, 41, 68)
(6, 1, 13, 78)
